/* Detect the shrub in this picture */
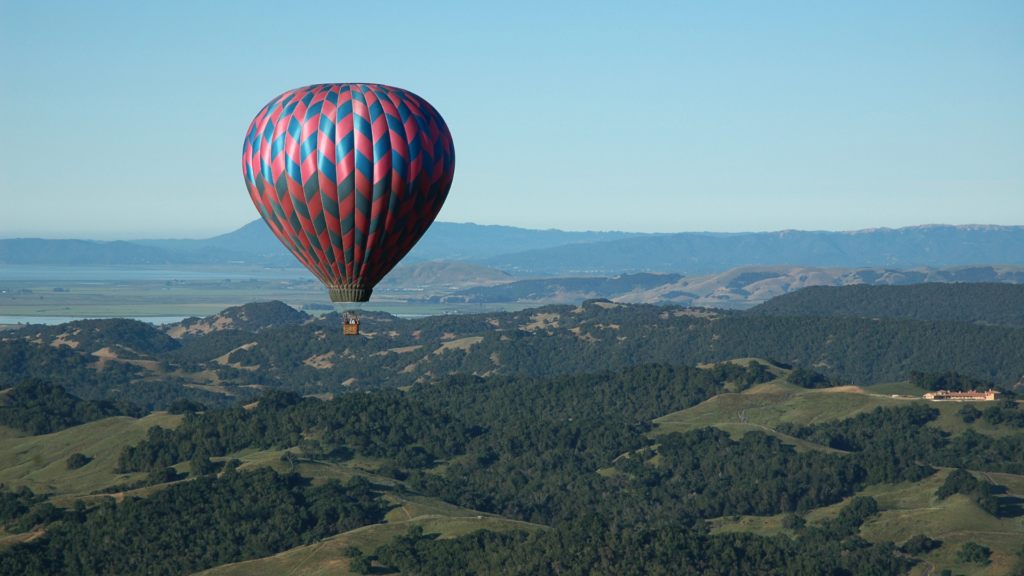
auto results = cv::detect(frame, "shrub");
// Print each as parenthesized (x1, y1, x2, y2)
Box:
(146, 466, 183, 486)
(781, 514, 805, 530)
(65, 453, 89, 471)
(167, 399, 206, 415)
(901, 534, 940, 555)
(956, 541, 991, 565)
(957, 404, 981, 424)
(342, 546, 363, 558)
(349, 555, 373, 574)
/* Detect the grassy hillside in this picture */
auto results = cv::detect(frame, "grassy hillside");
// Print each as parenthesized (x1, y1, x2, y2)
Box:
(377, 261, 513, 287)
(653, 386, 1024, 575)
(0, 411, 540, 575)
(710, 469, 1023, 576)
(198, 515, 544, 576)
(0, 412, 182, 496)
(448, 264, 1024, 309)
(653, 383, 1019, 442)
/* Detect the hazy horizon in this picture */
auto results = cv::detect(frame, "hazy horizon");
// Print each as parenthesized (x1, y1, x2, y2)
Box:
(3, 219, 1024, 243)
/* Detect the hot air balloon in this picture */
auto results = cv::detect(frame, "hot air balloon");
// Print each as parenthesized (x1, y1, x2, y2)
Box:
(242, 84, 455, 335)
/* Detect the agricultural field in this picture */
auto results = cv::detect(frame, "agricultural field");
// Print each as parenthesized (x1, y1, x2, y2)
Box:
(0, 272, 525, 324)
(0, 262, 528, 319)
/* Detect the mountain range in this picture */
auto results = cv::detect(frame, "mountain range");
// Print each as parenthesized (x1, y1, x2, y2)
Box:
(3, 221, 1024, 277)
(439, 264, 1024, 308)
(475, 224, 1024, 276)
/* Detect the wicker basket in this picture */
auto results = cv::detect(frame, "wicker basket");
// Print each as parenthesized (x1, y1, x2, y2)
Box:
(343, 312, 360, 336)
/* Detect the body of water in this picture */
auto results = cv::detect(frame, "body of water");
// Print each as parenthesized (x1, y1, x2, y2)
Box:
(0, 315, 189, 326)
(0, 265, 311, 282)
(1, 314, 429, 326)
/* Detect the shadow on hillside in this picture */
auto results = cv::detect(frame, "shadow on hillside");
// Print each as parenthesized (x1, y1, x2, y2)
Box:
(998, 494, 1024, 519)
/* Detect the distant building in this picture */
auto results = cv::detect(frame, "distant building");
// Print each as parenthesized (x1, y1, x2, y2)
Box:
(923, 389, 1000, 401)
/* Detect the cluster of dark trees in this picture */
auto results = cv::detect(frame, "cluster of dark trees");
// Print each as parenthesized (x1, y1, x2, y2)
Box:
(777, 404, 1024, 478)
(0, 467, 389, 575)
(116, 389, 480, 473)
(399, 361, 869, 525)
(958, 400, 1024, 428)
(908, 370, 998, 392)
(956, 541, 992, 565)
(115, 363, 755, 477)
(0, 486, 62, 534)
(0, 379, 145, 435)
(786, 367, 851, 389)
(370, 498, 911, 576)
(937, 469, 1000, 515)
(901, 534, 941, 555)
(746, 282, 1024, 327)
(417, 426, 867, 526)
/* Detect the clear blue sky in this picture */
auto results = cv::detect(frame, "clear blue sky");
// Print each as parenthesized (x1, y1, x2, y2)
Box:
(1, 1, 1021, 239)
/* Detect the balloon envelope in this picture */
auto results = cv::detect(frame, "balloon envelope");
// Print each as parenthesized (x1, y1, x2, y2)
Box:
(242, 83, 455, 303)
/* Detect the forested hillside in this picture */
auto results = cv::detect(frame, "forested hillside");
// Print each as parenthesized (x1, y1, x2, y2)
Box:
(748, 282, 1024, 326)
(4, 297, 1024, 413)
(2, 291, 1024, 574)
(3, 363, 1022, 574)
(0, 379, 144, 435)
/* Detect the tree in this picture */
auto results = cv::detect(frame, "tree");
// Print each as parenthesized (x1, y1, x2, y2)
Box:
(901, 534, 940, 555)
(349, 555, 373, 574)
(781, 514, 805, 530)
(190, 450, 216, 477)
(65, 453, 89, 471)
(956, 541, 991, 565)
